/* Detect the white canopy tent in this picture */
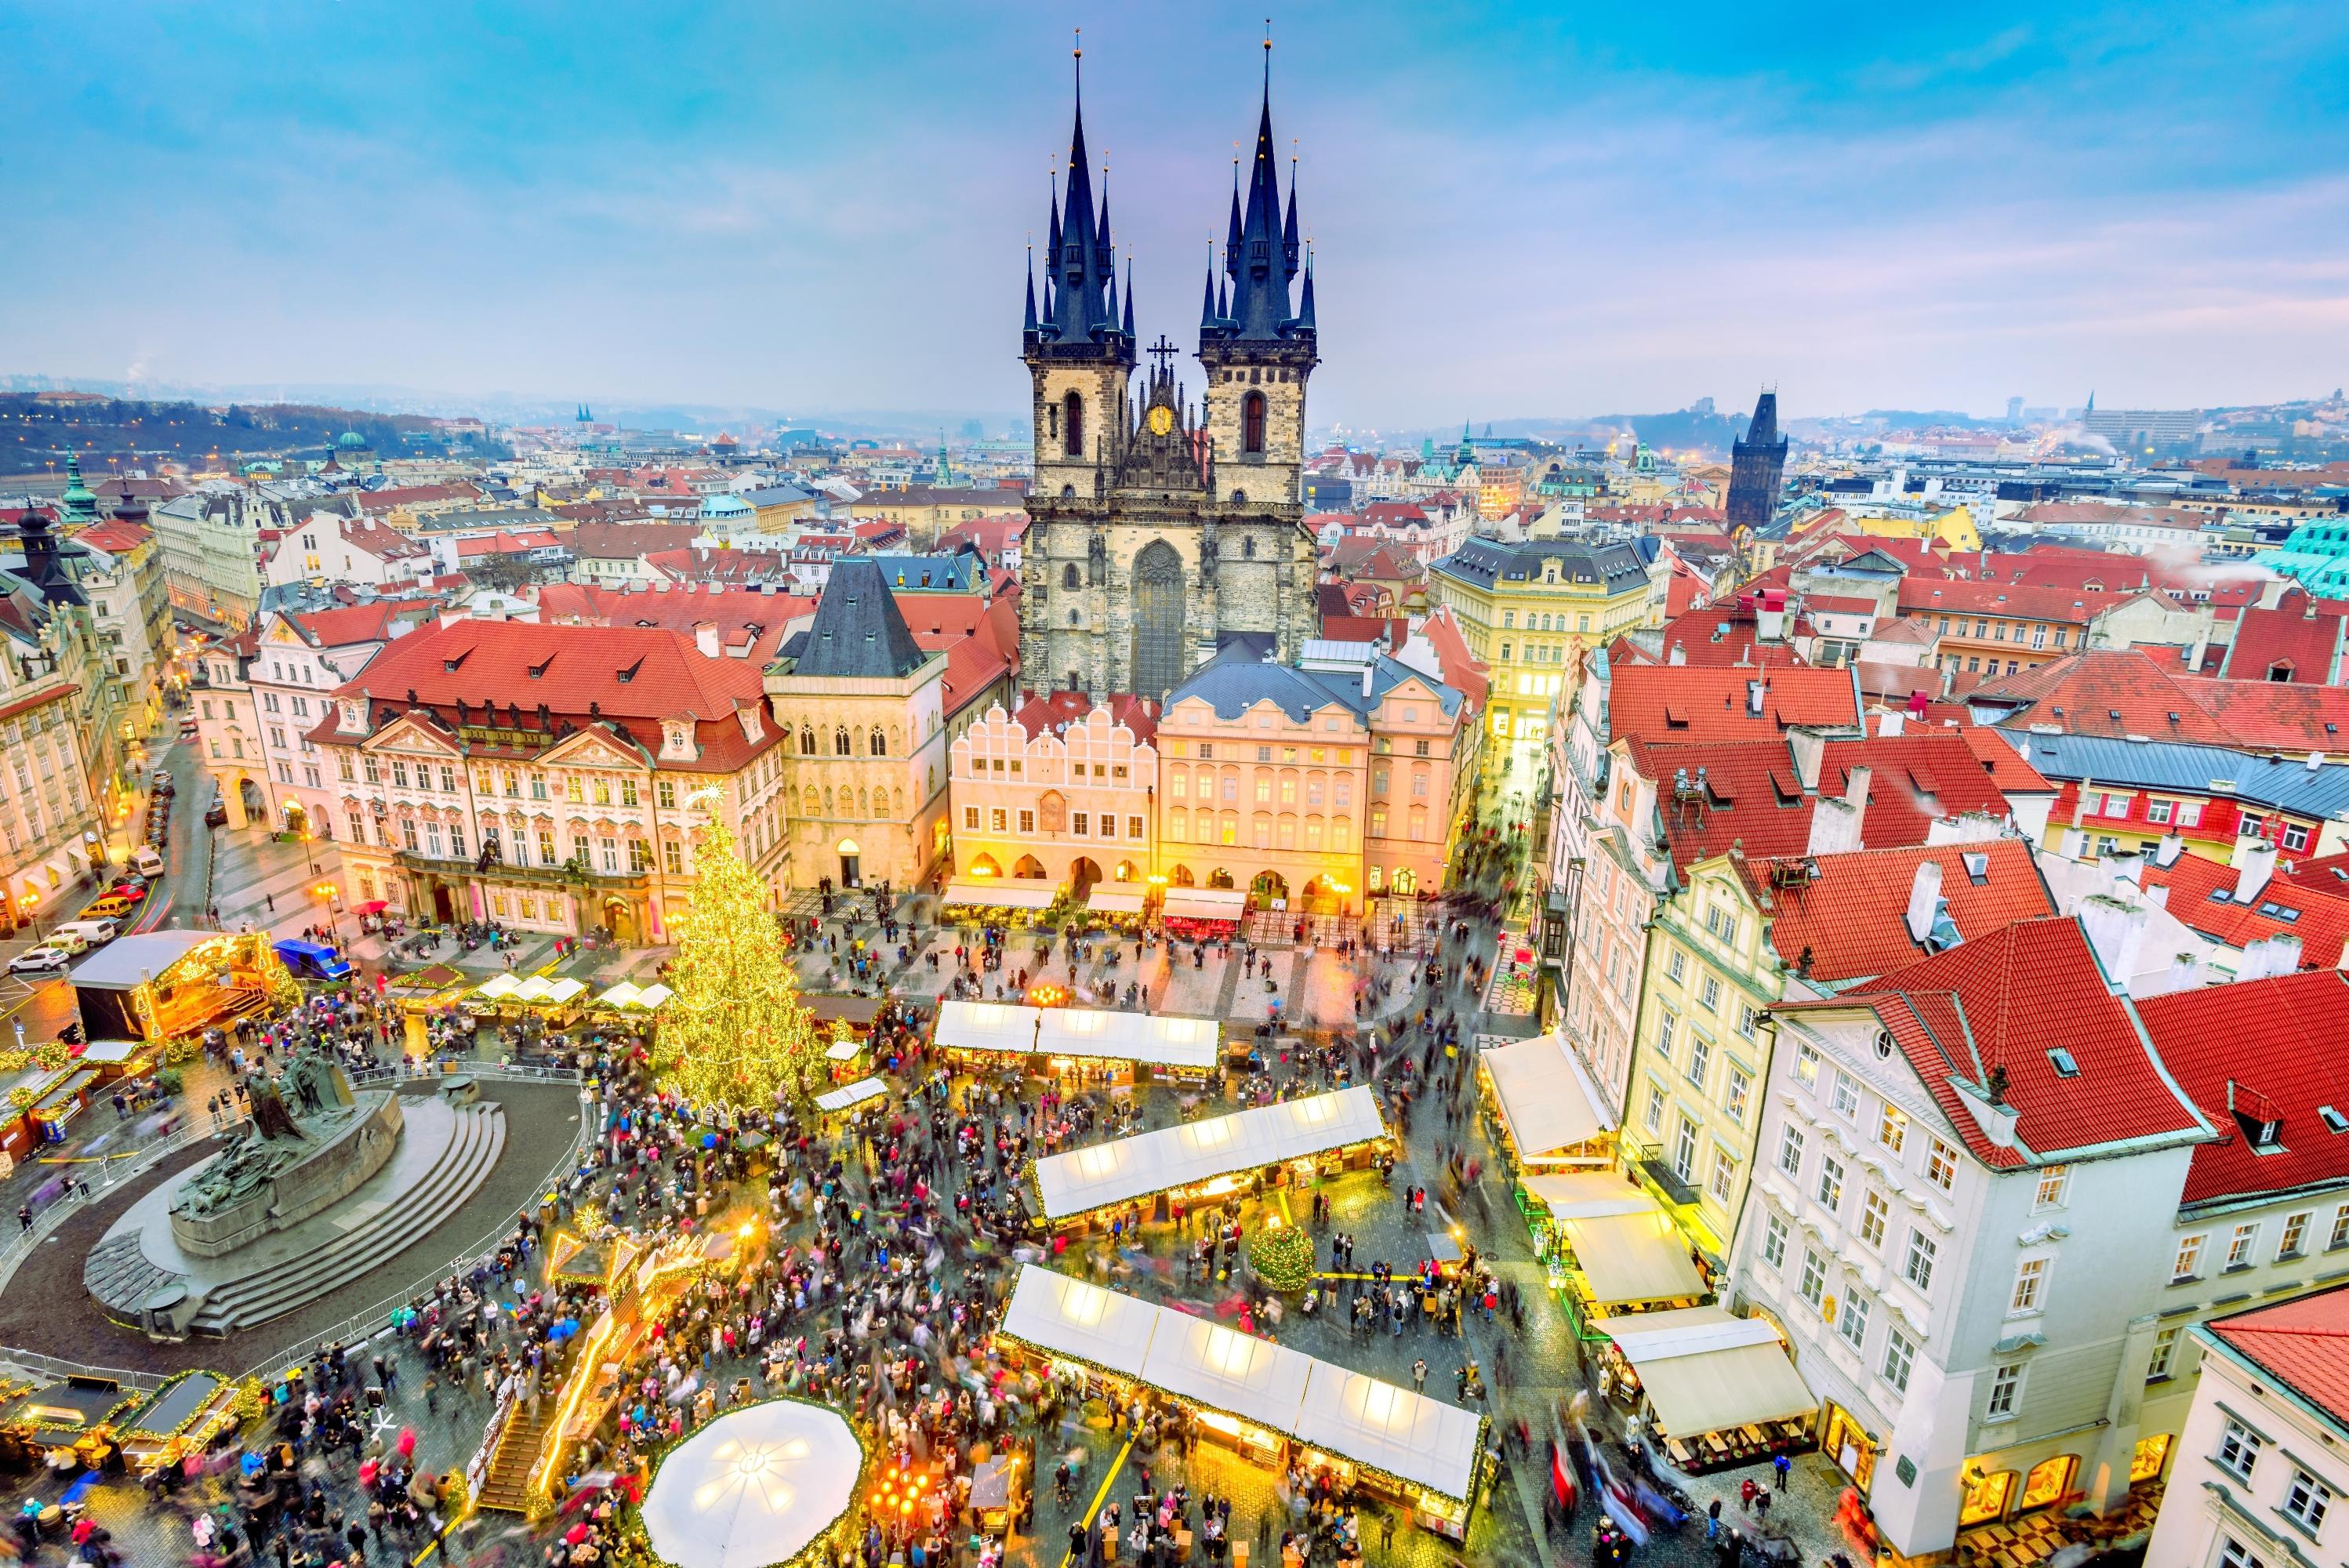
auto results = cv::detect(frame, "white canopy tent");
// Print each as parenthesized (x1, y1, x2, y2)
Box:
(635, 983, 674, 1010)
(595, 981, 644, 1009)
(473, 974, 521, 1001)
(1162, 888, 1247, 922)
(1599, 1305, 1817, 1437)
(639, 1399, 863, 1568)
(813, 1077, 887, 1114)
(1482, 1033, 1613, 1160)
(997, 1265, 1161, 1381)
(1140, 1312, 1315, 1436)
(937, 1001, 1222, 1072)
(824, 1038, 864, 1063)
(1519, 1172, 1656, 1218)
(942, 879, 1057, 911)
(1560, 1207, 1707, 1307)
(1291, 1367, 1484, 1502)
(1086, 886, 1149, 916)
(935, 1000, 1045, 1058)
(539, 977, 587, 1004)
(1031, 1087, 1386, 1220)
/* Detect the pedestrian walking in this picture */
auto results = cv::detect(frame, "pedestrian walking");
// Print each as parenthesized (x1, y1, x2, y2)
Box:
(1774, 1450, 1792, 1490)
(1741, 1476, 1758, 1512)
(1708, 1498, 1723, 1540)
(1412, 1358, 1427, 1392)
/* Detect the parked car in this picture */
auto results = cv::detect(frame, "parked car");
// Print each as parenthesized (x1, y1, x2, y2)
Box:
(8, 947, 72, 974)
(204, 797, 227, 827)
(82, 895, 134, 920)
(45, 931, 89, 956)
(131, 845, 165, 878)
(107, 883, 148, 903)
(53, 919, 118, 948)
(177, 717, 198, 738)
(151, 771, 173, 792)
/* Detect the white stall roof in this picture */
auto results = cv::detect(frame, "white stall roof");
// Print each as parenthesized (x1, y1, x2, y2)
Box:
(473, 974, 521, 1000)
(1519, 1172, 1657, 1219)
(1292, 1367, 1484, 1501)
(1482, 1033, 1613, 1156)
(1162, 888, 1247, 921)
(1560, 1209, 1707, 1307)
(1141, 1311, 1314, 1436)
(942, 879, 1058, 911)
(1601, 1306, 1816, 1437)
(1040, 1010, 1221, 1070)
(813, 1077, 887, 1113)
(935, 1000, 1044, 1057)
(1033, 1087, 1385, 1220)
(824, 1039, 863, 1062)
(1086, 887, 1149, 915)
(997, 1265, 1161, 1380)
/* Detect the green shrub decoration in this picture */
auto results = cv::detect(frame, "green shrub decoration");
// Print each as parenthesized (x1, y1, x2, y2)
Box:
(1247, 1222, 1316, 1294)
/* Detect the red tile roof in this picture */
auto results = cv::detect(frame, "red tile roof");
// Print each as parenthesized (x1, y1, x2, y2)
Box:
(1013, 691, 1162, 747)
(71, 519, 154, 554)
(940, 636, 1011, 719)
(2202, 1285, 2349, 1431)
(2217, 597, 2347, 684)
(532, 583, 812, 660)
(1777, 917, 2211, 1167)
(1319, 615, 1407, 651)
(1971, 648, 2349, 751)
(2136, 971, 2349, 1207)
(1643, 605, 1809, 670)
(1741, 840, 2054, 985)
(2140, 850, 2349, 967)
(281, 602, 421, 648)
(1417, 607, 1489, 713)
(1896, 577, 2134, 623)
(1607, 664, 1861, 747)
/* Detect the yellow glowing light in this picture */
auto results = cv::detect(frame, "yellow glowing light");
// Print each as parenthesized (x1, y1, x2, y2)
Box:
(1265, 1214, 1283, 1230)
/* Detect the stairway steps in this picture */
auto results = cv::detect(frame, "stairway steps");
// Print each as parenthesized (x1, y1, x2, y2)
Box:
(186, 1102, 509, 1334)
(477, 1407, 553, 1513)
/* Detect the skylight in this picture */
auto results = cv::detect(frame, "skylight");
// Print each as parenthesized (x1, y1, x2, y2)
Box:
(2321, 1106, 2349, 1135)
(2047, 1048, 2080, 1078)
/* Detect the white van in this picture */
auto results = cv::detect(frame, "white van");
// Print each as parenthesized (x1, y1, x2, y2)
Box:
(54, 918, 120, 948)
(131, 846, 165, 879)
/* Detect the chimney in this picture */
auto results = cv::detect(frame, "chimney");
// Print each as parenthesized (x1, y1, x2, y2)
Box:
(1878, 710, 1905, 737)
(1806, 797, 1861, 856)
(2104, 850, 2146, 891)
(1788, 728, 1826, 793)
(1904, 859, 1944, 943)
(2079, 895, 2149, 989)
(2060, 826, 2089, 860)
(1668, 643, 1687, 666)
(2235, 840, 2278, 905)
(2162, 951, 2202, 994)
(1756, 604, 1786, 641)
(693, 622, 720, 659)
(2151, 833, 2185, 869)
(1844, 764, 1872, 848)
(2238, 932, 2303, 982)
(1747, 678, 1766, 717)
(2188, 627, 2210, 673)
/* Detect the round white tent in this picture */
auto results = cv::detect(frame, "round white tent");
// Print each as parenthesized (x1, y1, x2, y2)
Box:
(640, 1400, 864, 1568)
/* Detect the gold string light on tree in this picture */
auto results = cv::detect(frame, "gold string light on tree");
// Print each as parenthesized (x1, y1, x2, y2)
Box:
(653, 810, 825, 1112)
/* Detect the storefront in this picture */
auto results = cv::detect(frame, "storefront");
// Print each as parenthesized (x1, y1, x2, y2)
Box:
(1161, 887, 1246, 941)
(1029, 1085, 1390, 1231)
(1479, 1033, 1614, 1175)
(1594, 1305, 1817, 1475)
(1081, 884, 1151, 932)
(1821, 1401, 1878, 1492)
(934, 1000, 1222, 1087)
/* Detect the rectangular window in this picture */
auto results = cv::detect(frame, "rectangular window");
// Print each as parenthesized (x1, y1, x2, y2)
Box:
(2278, 1212, 2310, 1259)
(2217, 1537, 2267, 1568)
(598, 837, 618, 873)
(2284, 1470, 2331, 1534)
(1018, 810, 1036, 834)
(2227, 1222, 2260, 1269)
(1699, 974, 1722, 1012)
(1860, 1190, 1890, 1250)
(657, 779, 677, 809)
(1643, 1083, 1666, 1134)
(2034, 1164, 2071, 1210)
(628, 838, 652, 873)
(1985, 1363, 2023, 1421)
(2010, 1258, 2047, 1315)
(1724, 1063, 1752, 1126)
(1763, 1212, 1788, 1269)
(1737, 1004, 1759, 1040)
(1708, 1149, 1738, 1204)
(537, 830, 556, 866)
(2216, 1417, 2263, 1481)
(1072, 811, 1089, 836)
(1817, 1155, 1845, 1211)
(1904, 1229, 1937, 1294)
(399, 819, 419, 851)
(964, 807, 979, 830)
(1881, 1327, 1915, 1395)
(1838, 1290, 1870, 1349)
(2147, 1325, 2180, 1381)
(989, 808, 1007, 833)
(1926, 1135, 1959, 1191)
(1831, 1069, 1861, 1118)
(1878, 1105, 1908, 1154)
(1685, 1034, 1710, 1089)
(448, 827, 466, 859)
(1799, 1249, 1827, 1308)
(1673, 1113, 1699, 1181)
(1657, 1010, 1677, 1059)
(1128, 816, 1144, 838)
(1795, 1041, 1820, 1088)
(1666, 948, 1686, 983)
(1777, 1124, 1806, 1178)
(663, 840, 684, 876)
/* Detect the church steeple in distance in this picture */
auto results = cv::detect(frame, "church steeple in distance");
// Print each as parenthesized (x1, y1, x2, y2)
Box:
(1727, 387, 1789, 535)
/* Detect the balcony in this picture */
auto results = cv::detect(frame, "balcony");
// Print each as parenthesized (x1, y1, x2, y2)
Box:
(392, 849, 650, 891)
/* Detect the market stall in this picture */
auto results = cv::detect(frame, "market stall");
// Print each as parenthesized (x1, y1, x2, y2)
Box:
(1080, 884, 1150, 932)
(996, 1264, 1161, 1381)
(1029, 1085, 1389, 1227)
(1291, 1367, 1487, 1541)
(935, 1000, 1221, 1086)
(68, 931, 300, 1047)
(813, 1076, 888, 1128)
(115, 1371, 241, 1474)
(1479, 1033, 1614, 1172)
(75, 1038, 156, 1084)
(939, 878, 1058, 927)
(637, 1398, 869, 1568)
(1594, 1305, 1817, 1475)
(0, 1376, 132, 1472)
(1161, 887, 1246, 941)
(1551, 1202, 1708, 1328)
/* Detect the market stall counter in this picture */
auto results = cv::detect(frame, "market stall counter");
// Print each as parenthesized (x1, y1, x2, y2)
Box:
(935, 1000, 1221, 1087)
(1160, 887, 1246, 941)
(1594, 1305, 1817, 1475)
(115, 1371, 241, 1475)
(939, 878, 1058, 928)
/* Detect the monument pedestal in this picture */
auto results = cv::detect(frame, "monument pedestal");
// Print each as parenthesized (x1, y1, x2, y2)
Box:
(169, 1093, 403, 1258)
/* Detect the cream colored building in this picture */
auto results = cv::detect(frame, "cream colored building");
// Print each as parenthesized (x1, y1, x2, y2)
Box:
(947, 701, 1158, 891)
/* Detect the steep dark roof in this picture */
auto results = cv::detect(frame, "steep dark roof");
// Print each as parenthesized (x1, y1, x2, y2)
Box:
(1429, 537, 1649, 594)
(786, 558, 928, 679)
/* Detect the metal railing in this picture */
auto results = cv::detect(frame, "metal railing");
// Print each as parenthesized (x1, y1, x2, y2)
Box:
(0, 1112, 241, 1290)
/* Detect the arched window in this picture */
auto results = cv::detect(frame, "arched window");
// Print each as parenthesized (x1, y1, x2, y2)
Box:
(869, 726, 886, 757)
(1063, 390, 1084, 457)
(1241, 390, 1267, 454)
(797, 726, 815, 755)
(1062, 564, 1081, 590)
(833, 726, 851, 757)
(1243, 535, 1256, 559)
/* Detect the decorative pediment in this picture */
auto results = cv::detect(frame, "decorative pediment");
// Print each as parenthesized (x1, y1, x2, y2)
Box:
(363, 713, 463, 757)
(539, 727, 649, 771)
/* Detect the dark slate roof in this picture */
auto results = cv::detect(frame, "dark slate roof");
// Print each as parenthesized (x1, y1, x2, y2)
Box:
(868, 552, 984, 593)
(1994, 731, 2349, 819)
(786, 558, 928, 679)
(1428, 537, 1649, 594)
(1167, 648, 1464, 725)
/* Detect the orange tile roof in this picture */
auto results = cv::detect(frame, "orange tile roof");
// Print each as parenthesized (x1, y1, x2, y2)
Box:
(1742, 840, 2054, 985)
(1607, 664, 1861, 747)
(1972, 648, 2349, 750)
(2140, 850, 2349, 967)
(2137, 971, 2349, 1208)
(2217, 597, 2347, 683)
(2202, 1285, 2349, 1430)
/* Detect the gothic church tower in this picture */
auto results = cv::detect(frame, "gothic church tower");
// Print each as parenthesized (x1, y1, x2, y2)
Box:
(1019, 42, 1319, 703)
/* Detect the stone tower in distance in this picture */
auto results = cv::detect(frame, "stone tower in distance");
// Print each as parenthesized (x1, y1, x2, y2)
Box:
(1726, 389, 1788, 535)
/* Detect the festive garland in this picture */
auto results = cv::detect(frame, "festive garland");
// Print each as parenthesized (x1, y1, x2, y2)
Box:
(625, 1394, 877, 1568)
(1246, 1225, 1316, 1294)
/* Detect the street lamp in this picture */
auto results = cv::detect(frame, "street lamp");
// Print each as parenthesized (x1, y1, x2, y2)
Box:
(314, 880, 344, 946)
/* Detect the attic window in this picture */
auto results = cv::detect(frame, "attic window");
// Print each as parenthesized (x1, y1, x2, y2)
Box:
(2254, 901, 2300, 922)
(2108, 710, 2122, 721)
(528, 658, 552, 679)
(615, 657, 643, 684)
(1962, 851, 1990, 884)
(2047, 1047, 2080, 1078)
(2321, 1105, 2349, 1135)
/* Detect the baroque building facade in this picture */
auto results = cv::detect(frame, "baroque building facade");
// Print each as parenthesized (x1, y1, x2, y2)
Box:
(1018, 53, 1320, 703)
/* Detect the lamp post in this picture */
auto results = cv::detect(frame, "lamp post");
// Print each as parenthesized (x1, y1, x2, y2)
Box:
(314, 881, 344, 947)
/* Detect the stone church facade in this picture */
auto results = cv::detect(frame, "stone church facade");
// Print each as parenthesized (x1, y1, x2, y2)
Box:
(1017, 54, 1322, 703)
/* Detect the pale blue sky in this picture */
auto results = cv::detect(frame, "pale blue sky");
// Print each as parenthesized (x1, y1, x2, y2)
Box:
(2, 2, 2344, 428)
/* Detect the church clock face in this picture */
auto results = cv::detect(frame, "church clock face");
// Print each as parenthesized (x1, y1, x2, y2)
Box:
(1147, 404, 1174, 437)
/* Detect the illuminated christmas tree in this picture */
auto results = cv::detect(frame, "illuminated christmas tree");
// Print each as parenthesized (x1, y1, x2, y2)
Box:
(652, 815, 823, 1112)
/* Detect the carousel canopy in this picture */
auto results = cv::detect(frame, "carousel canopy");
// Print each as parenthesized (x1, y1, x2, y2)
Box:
(67, 931, 224, 991)
(1599, 1306, 1816, 1437)
(1031, 1087, 1385, 1221)
(1481, 1033, 1612, 1157)
(640, 1400, 864, 1568)
(942, 877, 1057, 911)
(813, 1077, 886, 1113)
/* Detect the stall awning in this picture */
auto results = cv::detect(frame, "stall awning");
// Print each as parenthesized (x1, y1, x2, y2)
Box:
(937, 1001, 1222, 1072)
(935, 1000, 1044, 1057)
(943, 878, 1058, 911)
(1560, 1209, 1707, 1307)
(1086, 887, 1149, 915)
(1033, 1087, 1386, 1220)
(814, 1077, 887, 1113)
(824, 1039, 863, 1062)
(1291, 1367, 1483, 1502)
(997, 1265, 1160, 1380)
(635, 983, 673, 1010)
(474, 974, 522, 1001)
(1520, 1172, 1654, 1219)
(594, 982, 644, 1009)
(1482, 1034, 1612, 1158)
(1162, 888, 1247, 922)
(540, 977, 586, 1004)
(77, 1040, 148, 1067)
(1141, 1312, 1313, 1436)
(1602, 1306, 1816, 1436)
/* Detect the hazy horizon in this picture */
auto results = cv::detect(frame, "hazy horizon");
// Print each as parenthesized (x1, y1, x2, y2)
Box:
(4, 2, 2344, 428)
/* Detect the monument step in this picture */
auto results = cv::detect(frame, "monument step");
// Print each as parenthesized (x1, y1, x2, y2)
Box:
(186, 1102, 508, 1334)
